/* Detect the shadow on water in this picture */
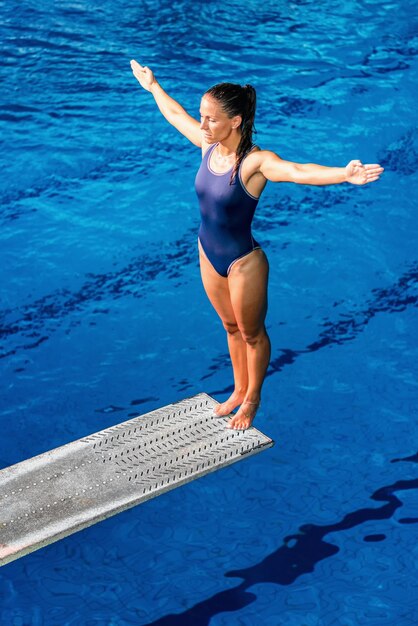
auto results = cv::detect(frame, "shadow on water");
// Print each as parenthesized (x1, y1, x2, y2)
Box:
(144, 454, 418, 626)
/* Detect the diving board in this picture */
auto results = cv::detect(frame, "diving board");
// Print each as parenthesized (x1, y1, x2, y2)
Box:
(0, 393, 273, 566)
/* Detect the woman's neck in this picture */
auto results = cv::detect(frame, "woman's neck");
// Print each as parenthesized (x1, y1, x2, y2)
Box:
(217, 131, 241, 157)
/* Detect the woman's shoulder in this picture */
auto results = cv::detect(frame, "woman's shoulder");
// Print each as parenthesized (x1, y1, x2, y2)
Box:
(247, 147, 282, 164)
(241, 145, 265, 177)
(245, 146, 274, 165)
(242, 147, 283, 178)
(248, 145, 281, 156)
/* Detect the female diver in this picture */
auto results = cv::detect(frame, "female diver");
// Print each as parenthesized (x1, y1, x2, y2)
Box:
(130, 60, 384, 431)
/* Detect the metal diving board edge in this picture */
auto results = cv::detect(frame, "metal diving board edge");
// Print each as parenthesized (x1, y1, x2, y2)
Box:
(0, 392, 274, 566)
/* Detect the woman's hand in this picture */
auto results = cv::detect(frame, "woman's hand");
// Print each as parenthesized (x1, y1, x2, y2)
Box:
(130, 60, 156, 92)
(345, 160, 384, 185)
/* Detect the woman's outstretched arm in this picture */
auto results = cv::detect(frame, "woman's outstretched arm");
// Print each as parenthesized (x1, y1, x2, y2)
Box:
(130, 60, 201, 147)
(256, 151, 384, 186)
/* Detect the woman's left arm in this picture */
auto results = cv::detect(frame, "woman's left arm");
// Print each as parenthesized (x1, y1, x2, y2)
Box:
(258, 151, 384, 186)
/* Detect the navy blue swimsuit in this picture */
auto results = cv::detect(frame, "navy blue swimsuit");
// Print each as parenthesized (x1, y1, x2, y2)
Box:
(195, 143, 261, 277)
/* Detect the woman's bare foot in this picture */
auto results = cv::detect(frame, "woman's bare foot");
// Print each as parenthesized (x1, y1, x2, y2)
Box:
(227, 400, 260, 430)
(213, 390, 247, 417)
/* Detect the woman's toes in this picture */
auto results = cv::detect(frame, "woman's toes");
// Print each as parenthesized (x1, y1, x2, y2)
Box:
(226, 402, 258, 430)
(226, 415, 249, 430)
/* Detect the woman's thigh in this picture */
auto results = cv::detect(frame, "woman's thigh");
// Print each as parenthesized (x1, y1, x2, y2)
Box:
(198, 239, 237, 327)
(227, 249, 269, 335)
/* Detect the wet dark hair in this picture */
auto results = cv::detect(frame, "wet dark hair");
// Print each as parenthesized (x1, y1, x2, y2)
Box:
(205, 82, 256, 182)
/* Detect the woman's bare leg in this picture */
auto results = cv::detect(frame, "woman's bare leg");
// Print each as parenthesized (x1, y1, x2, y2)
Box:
(198, 241, 248, 414)
(224, 328, 248, 411)
(227, 249, 270, 430)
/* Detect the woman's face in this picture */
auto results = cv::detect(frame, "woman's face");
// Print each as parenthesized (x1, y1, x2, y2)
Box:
(199, 95, 241, 143)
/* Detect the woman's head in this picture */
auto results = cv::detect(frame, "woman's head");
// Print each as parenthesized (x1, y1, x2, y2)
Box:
(204, 83, 256, 133)
(200, 82, 257, 179)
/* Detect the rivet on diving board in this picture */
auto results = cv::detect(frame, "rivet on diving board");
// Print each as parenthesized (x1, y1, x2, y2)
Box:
(0, 392, 274, 567)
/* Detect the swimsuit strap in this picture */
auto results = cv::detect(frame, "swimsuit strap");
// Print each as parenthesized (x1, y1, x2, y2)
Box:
(204, 142, 218, 159)
(237, 143, 257, 170)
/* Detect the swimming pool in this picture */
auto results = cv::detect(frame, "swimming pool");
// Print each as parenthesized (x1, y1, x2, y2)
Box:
(1, 0, 417, 623)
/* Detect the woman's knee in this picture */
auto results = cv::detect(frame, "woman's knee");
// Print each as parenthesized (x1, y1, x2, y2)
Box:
(240, 325, 268, 346)
(223, 320, 240, 335)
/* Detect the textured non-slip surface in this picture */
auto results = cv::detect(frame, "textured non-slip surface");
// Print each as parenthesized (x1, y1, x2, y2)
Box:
(0, 393, 273, 566)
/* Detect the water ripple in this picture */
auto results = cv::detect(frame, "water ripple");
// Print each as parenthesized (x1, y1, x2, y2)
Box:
(378, 128, 418, 176)
(0, 229, 197, 358)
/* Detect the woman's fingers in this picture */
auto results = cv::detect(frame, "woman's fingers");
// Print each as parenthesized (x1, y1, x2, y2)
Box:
(130, 60, 148, 78)
(130, 60, 156, 91)
(130, 60, 142, 77)
(346, 160, 384, 185)
(364, 164, 384, 182)
(130, 59, 143, 70)
(364, 164, 385, 173)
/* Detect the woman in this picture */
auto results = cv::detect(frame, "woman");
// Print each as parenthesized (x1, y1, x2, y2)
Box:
(130, 60, 384, 431)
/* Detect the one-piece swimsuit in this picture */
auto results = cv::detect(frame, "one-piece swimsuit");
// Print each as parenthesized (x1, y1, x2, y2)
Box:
(195, 143, 261, 277)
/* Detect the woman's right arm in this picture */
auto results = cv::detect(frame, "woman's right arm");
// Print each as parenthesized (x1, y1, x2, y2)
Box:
(130, 60, 202, 147)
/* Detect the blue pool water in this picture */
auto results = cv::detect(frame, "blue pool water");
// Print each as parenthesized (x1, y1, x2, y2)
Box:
(1, 0, 418, 623)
